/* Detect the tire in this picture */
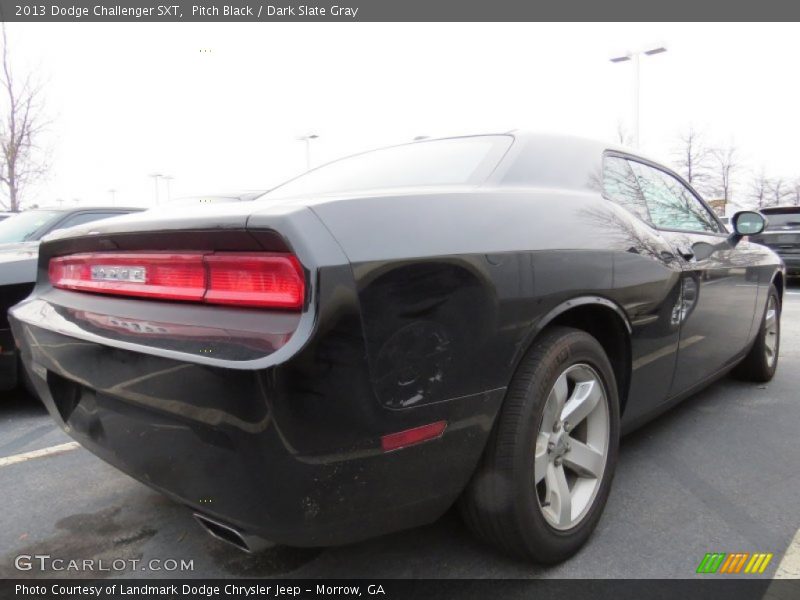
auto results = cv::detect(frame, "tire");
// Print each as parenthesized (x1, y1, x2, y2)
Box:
(459, 326, 620, 563)
(734, 284, 781, 383)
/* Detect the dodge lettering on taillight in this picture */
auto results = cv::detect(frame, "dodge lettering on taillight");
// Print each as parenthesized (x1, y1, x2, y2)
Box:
(90, 265, 147, 283)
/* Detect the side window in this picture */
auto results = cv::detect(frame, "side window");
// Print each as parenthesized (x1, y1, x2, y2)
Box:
(603, 156, 650, 222)
(628, 162, 720, 233)
(52, 212, 122, 232)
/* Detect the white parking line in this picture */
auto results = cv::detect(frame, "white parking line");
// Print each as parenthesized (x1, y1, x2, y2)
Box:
(0, 442, 81, 468)
(773, 527, 800, 579)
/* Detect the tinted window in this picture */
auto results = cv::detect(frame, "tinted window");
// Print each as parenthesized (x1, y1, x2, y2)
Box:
(53, 212, 124, 231)
(762, 210, 800, 230)
(629, 162, 720, 233)
(0, 210, 62, 243)
(265, 136, 512, 199)
(603, 156, 650, 221)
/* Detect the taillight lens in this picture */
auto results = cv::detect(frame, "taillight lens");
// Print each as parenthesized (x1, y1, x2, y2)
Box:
(49, 252, 305, 310)
(205, 254, 304, 309)
(49, 253, 207, 302)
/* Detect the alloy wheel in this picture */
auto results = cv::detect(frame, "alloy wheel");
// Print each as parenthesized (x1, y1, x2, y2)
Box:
(534, 363, 610, 530)
(764, 295, 779, 367)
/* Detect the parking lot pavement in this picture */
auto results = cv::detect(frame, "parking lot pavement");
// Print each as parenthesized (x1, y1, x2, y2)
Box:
(2, 283, 800, 579)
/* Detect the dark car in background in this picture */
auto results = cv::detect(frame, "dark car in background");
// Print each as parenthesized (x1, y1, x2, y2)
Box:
(9, 133, 784, 563)
(0, 207, 142, 391)
(752, 206, 800, 276)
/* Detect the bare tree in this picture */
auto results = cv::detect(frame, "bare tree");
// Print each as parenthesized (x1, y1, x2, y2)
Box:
(0, 24, 48, 211)
(709, 144, 737, 202)
(748, 169, 770, 209)
(673, 126, 711, 192)
(792, 178, 800, 207)
(768, 178, 792, 208)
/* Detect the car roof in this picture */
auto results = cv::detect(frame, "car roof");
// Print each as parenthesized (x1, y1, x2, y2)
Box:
(760, 206, 800, 214)
(264, 131, 651, 202)
(428, 130, 640, 155)
(415, 131, 668, 187)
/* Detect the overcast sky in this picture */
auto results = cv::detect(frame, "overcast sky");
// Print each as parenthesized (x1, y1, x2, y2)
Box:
(5, 22, 800, 209)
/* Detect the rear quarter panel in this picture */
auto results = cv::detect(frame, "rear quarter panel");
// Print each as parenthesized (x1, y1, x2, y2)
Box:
(309, 189, 685, 425)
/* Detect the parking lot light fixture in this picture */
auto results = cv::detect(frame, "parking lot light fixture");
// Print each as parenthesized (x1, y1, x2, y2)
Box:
(148, 173, 162, 205)
(610, 45, 668, 148)
(297, 134, 319, 171)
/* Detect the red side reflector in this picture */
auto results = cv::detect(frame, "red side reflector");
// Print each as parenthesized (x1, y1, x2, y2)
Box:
(381, 421, 447, 452)
(49, 252, 305, 310)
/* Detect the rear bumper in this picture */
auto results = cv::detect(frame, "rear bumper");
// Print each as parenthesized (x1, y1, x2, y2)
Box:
(777, 254, 800, 275)
(9, 303, 500, 547)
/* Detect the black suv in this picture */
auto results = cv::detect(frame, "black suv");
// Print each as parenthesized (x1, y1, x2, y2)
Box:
(753, 206, 800, 276)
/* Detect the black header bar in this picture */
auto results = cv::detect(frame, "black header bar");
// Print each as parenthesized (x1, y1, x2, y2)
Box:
(2, 579, 794, 600)
(3, 0, 800, 22)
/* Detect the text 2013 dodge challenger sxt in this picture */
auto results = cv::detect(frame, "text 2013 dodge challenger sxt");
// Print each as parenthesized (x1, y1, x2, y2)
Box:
(9, 133, 783, 562)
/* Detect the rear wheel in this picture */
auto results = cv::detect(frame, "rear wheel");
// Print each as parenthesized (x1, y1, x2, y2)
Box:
(734, 284, 781, 382)
(459, 326, 620, 563)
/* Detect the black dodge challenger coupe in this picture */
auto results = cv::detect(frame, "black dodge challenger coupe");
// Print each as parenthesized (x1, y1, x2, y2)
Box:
(9, 133, 783, 563)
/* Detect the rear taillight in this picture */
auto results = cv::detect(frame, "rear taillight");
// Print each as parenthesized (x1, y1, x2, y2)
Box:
(49, 252, 305, 310)
(49, 253, 207, 302)
(205, 254, 304, 309)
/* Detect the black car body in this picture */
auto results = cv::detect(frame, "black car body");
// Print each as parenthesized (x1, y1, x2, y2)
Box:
(752, 206, 800, 276)
(9, 133, 784, 559)
(0, 207, 142, 390)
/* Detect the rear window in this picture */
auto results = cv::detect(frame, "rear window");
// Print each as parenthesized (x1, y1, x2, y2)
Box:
(763, 210, 800, 230)
(0, 210, 62, 243)
(264, 136, 512, 199)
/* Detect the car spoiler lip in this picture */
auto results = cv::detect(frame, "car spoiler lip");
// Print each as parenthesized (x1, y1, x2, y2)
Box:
(14, 206, 354, 371)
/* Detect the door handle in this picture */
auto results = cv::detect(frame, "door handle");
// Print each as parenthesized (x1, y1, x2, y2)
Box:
(675, 246, 695, 261)
(659, 250, 677, 262)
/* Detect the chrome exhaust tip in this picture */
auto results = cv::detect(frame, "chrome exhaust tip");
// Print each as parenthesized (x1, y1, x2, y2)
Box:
(193, 513, 274, 553)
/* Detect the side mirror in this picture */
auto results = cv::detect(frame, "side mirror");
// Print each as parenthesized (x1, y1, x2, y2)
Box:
(727, 211, 766, 248)
(732, 211, 766, 236)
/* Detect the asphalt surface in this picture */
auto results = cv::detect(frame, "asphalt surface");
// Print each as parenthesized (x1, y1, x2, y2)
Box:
(2, 282, 800, 580)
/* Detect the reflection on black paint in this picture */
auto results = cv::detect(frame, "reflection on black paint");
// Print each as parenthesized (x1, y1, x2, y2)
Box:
(359, 261, 494, 408)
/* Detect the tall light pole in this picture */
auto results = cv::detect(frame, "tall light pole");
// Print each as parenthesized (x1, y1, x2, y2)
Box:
(108, 188, 117, 205)
(162, 175, 174, 202)
(297, 134, 319, 171)
(610, 46, 667, 148)
(148, 173, 162, 205)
